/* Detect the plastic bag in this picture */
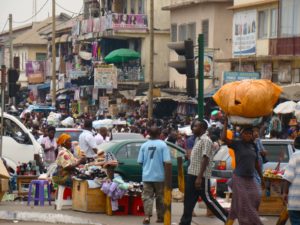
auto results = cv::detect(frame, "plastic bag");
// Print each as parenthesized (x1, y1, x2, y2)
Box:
(61, 117, 74, 127)
(213, 80, 282, 118)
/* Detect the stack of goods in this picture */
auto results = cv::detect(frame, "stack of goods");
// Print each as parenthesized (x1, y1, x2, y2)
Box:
(16, 161, 39, 176)
(47, 112, 61, 127)
(213, 80, 282, 125)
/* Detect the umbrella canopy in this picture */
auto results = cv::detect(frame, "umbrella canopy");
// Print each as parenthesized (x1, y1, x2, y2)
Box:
(273, 101, 297, 114)
(104, 48, 141, 63)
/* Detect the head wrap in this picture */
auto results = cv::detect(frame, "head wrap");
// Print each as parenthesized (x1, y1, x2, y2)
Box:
(57, 133, 71, 146)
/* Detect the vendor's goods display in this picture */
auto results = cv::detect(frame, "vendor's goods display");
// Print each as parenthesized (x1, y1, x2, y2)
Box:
(213, 80, 282, 118)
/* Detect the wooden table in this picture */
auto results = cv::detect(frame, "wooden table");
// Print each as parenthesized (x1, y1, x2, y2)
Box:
(259, 177, 285, 216)
(17, 175, 38, 197)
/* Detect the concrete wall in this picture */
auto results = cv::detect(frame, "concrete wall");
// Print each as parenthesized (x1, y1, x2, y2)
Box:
(146, 0, 171, 30)
(142, 32, 170, 83)
(169, 2, 233, 89)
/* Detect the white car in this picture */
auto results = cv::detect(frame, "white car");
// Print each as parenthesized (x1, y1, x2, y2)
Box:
(1, 112, 44, 172)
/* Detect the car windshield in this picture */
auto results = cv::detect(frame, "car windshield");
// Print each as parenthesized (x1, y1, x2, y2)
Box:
(263, 143, 290, 163)
(55, 130, 82, 142)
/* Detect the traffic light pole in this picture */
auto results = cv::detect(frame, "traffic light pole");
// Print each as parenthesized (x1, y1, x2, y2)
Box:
(0, 65, 6, 157)
(198, 34, 204, 120)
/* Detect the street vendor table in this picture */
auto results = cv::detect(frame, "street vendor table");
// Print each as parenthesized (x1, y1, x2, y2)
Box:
(259, 177, 285, 216)
(17, 175, 38, 197)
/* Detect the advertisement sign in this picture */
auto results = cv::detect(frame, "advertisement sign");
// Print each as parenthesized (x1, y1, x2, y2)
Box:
(99, 96, 109, 110)
(69, 70, 87, 79)
(26, 61, 46, 84)
(223, 71, 260, 84)
(111, 13, 148, 30)
(232, 10, 257, 57)
(194, 48, 214, 78)
(94, 66, 118, 89)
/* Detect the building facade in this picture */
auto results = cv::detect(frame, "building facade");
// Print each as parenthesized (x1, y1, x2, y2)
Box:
(163, 0, 233, 92)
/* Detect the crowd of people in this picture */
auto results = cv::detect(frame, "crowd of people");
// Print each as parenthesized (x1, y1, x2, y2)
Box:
(14, 105, 300, 225)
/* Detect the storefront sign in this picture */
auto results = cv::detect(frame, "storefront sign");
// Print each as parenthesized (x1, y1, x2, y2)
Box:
(223, 71, 260, 84)
(232, 10, 256, 57)
(99, 96, 109, 110)
(94, 66, 118, 89)
(69, 70, 87, 79)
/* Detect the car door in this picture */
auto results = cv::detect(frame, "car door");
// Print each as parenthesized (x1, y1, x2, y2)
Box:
(166, 143, 186, 188)
(114, 142, 143, 182)
(2, 118, 35, 166)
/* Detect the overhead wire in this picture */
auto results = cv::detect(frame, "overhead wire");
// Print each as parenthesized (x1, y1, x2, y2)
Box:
(13, 0, 50, 24)
(55, 1, 82, 15)
(0, 18, 9, 34)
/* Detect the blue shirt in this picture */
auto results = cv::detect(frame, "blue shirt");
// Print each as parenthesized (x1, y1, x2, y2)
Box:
(137, 139, 171, 182)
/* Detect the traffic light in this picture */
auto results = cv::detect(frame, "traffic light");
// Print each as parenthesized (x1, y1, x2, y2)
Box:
(168, 39, 196, 97)
(8, 68, 20, 97)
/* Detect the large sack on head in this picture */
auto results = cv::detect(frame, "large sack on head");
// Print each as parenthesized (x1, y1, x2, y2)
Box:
(213, 80, 282, 118)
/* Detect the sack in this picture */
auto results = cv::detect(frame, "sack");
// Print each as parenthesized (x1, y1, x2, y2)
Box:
(213, 80, 282, 118)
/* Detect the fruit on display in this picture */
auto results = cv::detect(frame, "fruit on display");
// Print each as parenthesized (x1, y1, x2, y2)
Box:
(263, 169, 284, 179)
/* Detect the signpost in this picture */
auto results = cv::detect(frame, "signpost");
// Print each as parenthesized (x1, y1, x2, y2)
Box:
(198, 34, 204, 120)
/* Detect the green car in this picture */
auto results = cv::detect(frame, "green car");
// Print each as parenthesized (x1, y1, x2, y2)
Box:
(99, 140, 188, 187)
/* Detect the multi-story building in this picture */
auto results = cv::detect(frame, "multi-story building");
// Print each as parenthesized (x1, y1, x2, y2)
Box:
(218, 0, 300, 100)
(162, 0, 233, 92)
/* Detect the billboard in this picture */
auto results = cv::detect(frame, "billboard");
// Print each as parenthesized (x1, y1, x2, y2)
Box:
(223, 71, 260, 84)
(232, 10, 257, 57)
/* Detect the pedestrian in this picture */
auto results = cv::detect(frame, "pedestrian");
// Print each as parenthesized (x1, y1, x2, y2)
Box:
(222, 116, 263, 225)
(180, 120, 228, 225)
(41, 126, 57, 167)
(283, 136, 300, 225)
(79, 119, 98, 162)
(95, 127, 110, 145)
(137, 126, 171, 224)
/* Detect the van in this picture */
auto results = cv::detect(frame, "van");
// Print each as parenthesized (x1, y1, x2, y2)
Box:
(1, 112, 44, 172)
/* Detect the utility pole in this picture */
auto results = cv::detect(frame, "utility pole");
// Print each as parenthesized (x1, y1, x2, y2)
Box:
(148, 0, 154, 119)
(0, 65, 6, 157)
(51, 0, 56, 107)
(9, 14, 13, 69)
(198, 34, 204, 120)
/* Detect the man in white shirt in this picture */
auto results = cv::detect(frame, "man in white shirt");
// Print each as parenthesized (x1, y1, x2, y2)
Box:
(79, 119, 98, 159)
(95, 127, 110, 145)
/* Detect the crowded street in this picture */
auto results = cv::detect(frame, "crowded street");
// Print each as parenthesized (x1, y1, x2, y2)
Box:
(0, 0, 300, 225)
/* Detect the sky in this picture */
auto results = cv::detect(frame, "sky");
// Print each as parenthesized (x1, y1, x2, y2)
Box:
(0, 0, 83, 33)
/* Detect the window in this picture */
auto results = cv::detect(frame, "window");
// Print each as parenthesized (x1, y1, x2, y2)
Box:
(4, 119, 31, 145)
(270, 8, 278, 37)
(138, 0, 145, 14)
(280, 0, 300, 37)
(168, 145, 184, 159)
(187, 23, 196, 44)
(258, 10, 269, 39)
(171, 24, 177, 42)
(116, 143, 142, 159)
(202, 20, 209, 47)
(178, 24, 187, 41)
(263, 144, 290, 163)
(130, 0, 136, 14)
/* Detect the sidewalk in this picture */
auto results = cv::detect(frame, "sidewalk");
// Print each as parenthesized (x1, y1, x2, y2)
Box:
(0, 201, 290, 225)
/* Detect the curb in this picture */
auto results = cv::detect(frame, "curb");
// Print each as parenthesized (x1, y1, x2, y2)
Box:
(0, 210, 103, 225)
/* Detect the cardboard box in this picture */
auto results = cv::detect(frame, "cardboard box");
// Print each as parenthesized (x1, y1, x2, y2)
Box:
(0, 159, 10, 179)
(72, 179, 106, 213)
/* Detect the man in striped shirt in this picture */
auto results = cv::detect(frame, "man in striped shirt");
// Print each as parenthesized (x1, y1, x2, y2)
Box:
(283, 136, 300, 225)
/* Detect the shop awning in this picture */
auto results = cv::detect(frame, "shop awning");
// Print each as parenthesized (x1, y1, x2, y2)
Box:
(59, 34, 69, 43)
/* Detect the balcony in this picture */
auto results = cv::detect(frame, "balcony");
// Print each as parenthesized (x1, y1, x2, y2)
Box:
(269, 37, 300, 55)
(73, 13, 148, 36)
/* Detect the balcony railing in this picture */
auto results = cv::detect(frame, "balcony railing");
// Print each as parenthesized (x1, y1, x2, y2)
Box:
(269, 37, 300, 55)
(72, 13, 148, 36)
